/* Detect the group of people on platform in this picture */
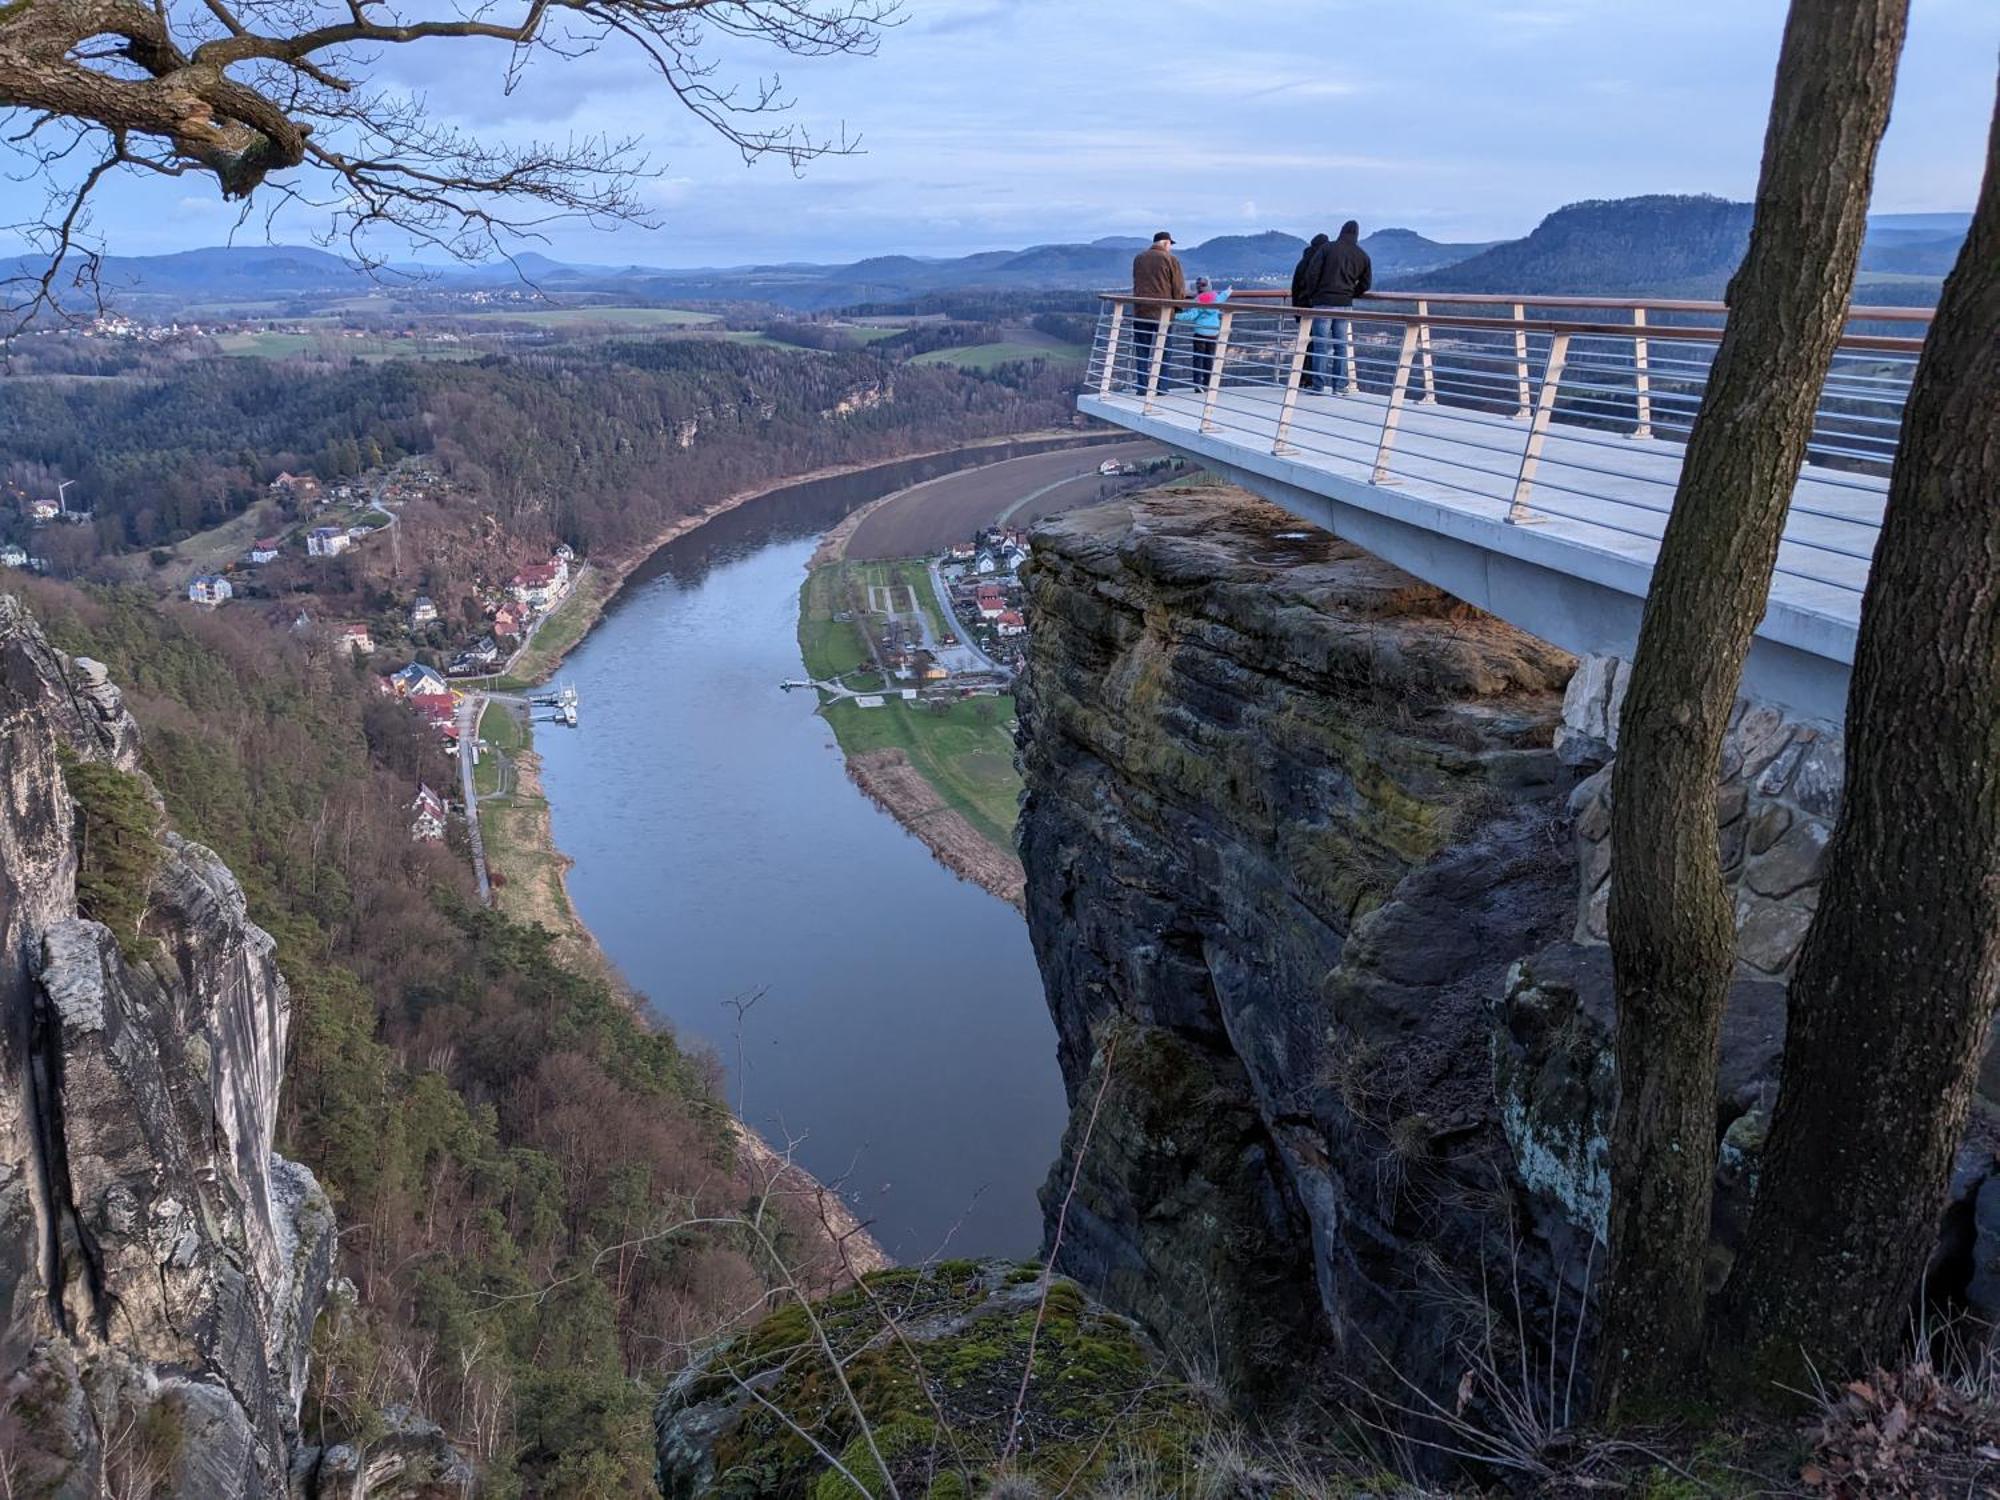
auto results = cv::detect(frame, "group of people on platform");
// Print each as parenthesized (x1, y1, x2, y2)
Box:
(1124, 222, 1374, 394)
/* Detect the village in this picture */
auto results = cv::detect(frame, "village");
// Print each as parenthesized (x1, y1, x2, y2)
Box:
(3, 460, 588, 872)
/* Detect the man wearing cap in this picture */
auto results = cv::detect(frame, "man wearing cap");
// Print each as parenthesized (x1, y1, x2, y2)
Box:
(1127, 231, 1187, 391)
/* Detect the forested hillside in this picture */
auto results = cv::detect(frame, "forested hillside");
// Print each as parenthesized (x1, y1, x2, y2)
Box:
(8, 577, 846, 1495)
(0, 337, 1077, 562)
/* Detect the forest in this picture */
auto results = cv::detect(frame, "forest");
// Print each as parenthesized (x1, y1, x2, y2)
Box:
(0, 334, 1079, 563)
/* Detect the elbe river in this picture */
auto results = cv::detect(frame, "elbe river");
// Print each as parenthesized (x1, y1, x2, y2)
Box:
(536, 441, 1094, 1264)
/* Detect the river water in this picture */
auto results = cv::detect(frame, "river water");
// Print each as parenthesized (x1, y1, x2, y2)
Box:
(536, 443, 1092, 1264)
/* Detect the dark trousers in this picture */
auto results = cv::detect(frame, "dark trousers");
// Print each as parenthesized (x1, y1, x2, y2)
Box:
(1126, 315, 1163, 391)
(1190, 336, 1217, 389)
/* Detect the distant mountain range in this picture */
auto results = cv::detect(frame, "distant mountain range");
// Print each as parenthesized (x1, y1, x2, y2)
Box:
(11, 198, 1967, 315)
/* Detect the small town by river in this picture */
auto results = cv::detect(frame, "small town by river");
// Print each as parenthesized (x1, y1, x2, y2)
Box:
(534, 448, 1084, 1263)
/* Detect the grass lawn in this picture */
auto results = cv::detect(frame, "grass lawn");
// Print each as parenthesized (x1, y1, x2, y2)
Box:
(823, 695, 1022, 846)
(910, 341, 1091, 371)
(479, 698, 526, 754)
(892, 560, 947, 638)
(508, 567, 605, 683)
(464, 306, 718, 328)
(798, 566, 873, 680)
(829, 324, 906, 344)
(213, 330, 478, 360)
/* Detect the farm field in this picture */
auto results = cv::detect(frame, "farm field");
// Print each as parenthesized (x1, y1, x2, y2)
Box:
(461, 305, 719, 328)
(841, 439, 1163, 560)
(213, 330, 479, 360)
(910, 339, 1091, 370)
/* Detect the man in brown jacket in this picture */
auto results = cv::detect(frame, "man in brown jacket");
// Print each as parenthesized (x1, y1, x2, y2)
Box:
(1127, 231, 1187, 390)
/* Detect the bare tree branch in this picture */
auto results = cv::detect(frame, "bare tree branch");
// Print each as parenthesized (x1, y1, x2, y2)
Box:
(0, 0, 901, 324)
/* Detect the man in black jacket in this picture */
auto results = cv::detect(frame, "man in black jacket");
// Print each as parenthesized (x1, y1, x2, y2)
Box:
(1293, 220, 1372, 393)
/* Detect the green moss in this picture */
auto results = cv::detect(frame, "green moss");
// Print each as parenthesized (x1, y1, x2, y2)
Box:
(687, 1261, 1210, 1499)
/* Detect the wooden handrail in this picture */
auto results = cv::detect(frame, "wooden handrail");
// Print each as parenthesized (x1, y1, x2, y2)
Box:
(1092, 292, 1929, 352)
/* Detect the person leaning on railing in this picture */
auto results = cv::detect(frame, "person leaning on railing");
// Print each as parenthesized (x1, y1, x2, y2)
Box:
(1172, 277, 1232, 389)
(1292, 220, 1373, 395)
(1129, 231, 1188, 391)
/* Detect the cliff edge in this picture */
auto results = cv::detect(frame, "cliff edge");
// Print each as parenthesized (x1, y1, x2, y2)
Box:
(0, 597, 463, 1498)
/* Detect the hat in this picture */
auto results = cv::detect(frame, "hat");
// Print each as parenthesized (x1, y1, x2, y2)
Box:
(1152, 231, 1174, 245)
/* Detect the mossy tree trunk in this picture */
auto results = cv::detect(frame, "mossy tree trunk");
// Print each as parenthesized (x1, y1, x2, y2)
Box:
(1716, 79, 2000, 1384)
(1598, 0, 1908, 1412)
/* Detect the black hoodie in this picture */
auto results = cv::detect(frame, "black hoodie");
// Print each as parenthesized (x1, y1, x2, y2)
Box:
(1293, 223, 1373, 307)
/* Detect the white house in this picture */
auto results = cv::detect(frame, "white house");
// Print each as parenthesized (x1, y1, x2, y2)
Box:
(187, 575, 233, 607)
(0, 545, 27, 569)
(410, 784, 448, 842)
(306, 526, 350, 558)
(389, 661, 449, 698)
(996, 609, 1026, 637)
(409, 596, 439, 626)
(509, 558, 570, 611)
(336, 623, 375, 656)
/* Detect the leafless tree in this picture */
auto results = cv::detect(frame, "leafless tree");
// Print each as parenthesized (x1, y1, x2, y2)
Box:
(0, 0, 898, 321)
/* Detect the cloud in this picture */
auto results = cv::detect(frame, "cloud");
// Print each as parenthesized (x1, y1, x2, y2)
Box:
(3, 0, 1989, 266)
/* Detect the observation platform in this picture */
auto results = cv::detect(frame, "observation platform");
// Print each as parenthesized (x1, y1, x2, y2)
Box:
(1077, 290, 1929, 723)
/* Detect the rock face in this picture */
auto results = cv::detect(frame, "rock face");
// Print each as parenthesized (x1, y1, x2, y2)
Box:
(1016, 490, 1582, 1399)
(0, 597, 453, 1498)
(1016, 491, 2000, 1411)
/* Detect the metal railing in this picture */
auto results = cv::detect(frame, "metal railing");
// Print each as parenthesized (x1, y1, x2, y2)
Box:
(1084, 291, 1927, 602)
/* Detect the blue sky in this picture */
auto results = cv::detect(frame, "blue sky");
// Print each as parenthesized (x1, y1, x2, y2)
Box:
(6, 0, 1995, 265)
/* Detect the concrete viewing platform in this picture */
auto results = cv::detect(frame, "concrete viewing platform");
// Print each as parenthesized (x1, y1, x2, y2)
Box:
(1078, 291, 1919, 724)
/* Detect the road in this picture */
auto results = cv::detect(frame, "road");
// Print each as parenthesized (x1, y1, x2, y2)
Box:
(457, 694, 492, 904)
(927, 559, 1005, 675)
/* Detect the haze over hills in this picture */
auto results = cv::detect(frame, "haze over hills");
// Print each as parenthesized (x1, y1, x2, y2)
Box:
(7, 196, 1968, 316)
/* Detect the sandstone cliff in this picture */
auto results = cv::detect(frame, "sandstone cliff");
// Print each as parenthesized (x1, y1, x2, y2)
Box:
(0, 598, 464, 1498)
(1015, 487, 2000, 1414)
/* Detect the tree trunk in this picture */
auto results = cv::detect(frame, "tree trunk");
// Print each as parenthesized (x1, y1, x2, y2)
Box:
(1597, 0, 1907, 1412)
(1716, 79, 2000, 1385)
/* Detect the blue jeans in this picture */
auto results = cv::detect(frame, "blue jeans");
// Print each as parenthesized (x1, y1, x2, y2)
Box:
(1307, 309, 1350, 391)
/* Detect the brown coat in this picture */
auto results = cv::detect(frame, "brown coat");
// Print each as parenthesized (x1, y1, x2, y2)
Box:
(1130, 245, 1188, 319)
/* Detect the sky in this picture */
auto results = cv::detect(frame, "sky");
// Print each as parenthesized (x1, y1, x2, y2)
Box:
(5, 0, 1995, 266)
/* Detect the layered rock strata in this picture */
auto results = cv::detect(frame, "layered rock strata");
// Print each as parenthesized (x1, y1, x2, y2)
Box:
(1016, 489, 2000, 1412)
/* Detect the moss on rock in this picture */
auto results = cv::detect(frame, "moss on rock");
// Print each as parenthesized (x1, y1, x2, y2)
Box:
(656, 1260, 1212, 1499)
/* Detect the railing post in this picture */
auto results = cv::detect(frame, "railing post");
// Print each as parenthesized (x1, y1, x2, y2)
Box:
(1200, 309, 1233, 433)
(1097, 302, 1125, 398)
(1509, 332, 1569, 522)
(1511, 302, 1532, 418)
(1415, 299, 1437, 404)
(1271, 313, 1314, 456)
(1629, 306, 1653, 439)
(1141, 307, 1169, 415)
(1371, 323, 1421, 483)
(1341, 316, 1359, 396)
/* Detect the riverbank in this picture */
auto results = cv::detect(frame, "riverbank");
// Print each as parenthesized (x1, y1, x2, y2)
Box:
(510, 427, 1120, 689)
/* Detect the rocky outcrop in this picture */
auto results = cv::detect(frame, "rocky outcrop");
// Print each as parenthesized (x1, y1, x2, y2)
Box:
(1560, 652, 1843, 976)
(654, 1259, 1211, 1499)
(1016, 493, 2000, 1417)
(0, 597, 455, 1498)
(1016, 489, 1582, 1401)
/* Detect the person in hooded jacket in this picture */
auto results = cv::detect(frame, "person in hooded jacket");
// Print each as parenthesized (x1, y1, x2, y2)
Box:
(1293, 220, 1372, 394)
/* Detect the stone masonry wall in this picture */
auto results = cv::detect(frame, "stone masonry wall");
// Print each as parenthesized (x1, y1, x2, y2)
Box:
(1557, 653, 1844, 977)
